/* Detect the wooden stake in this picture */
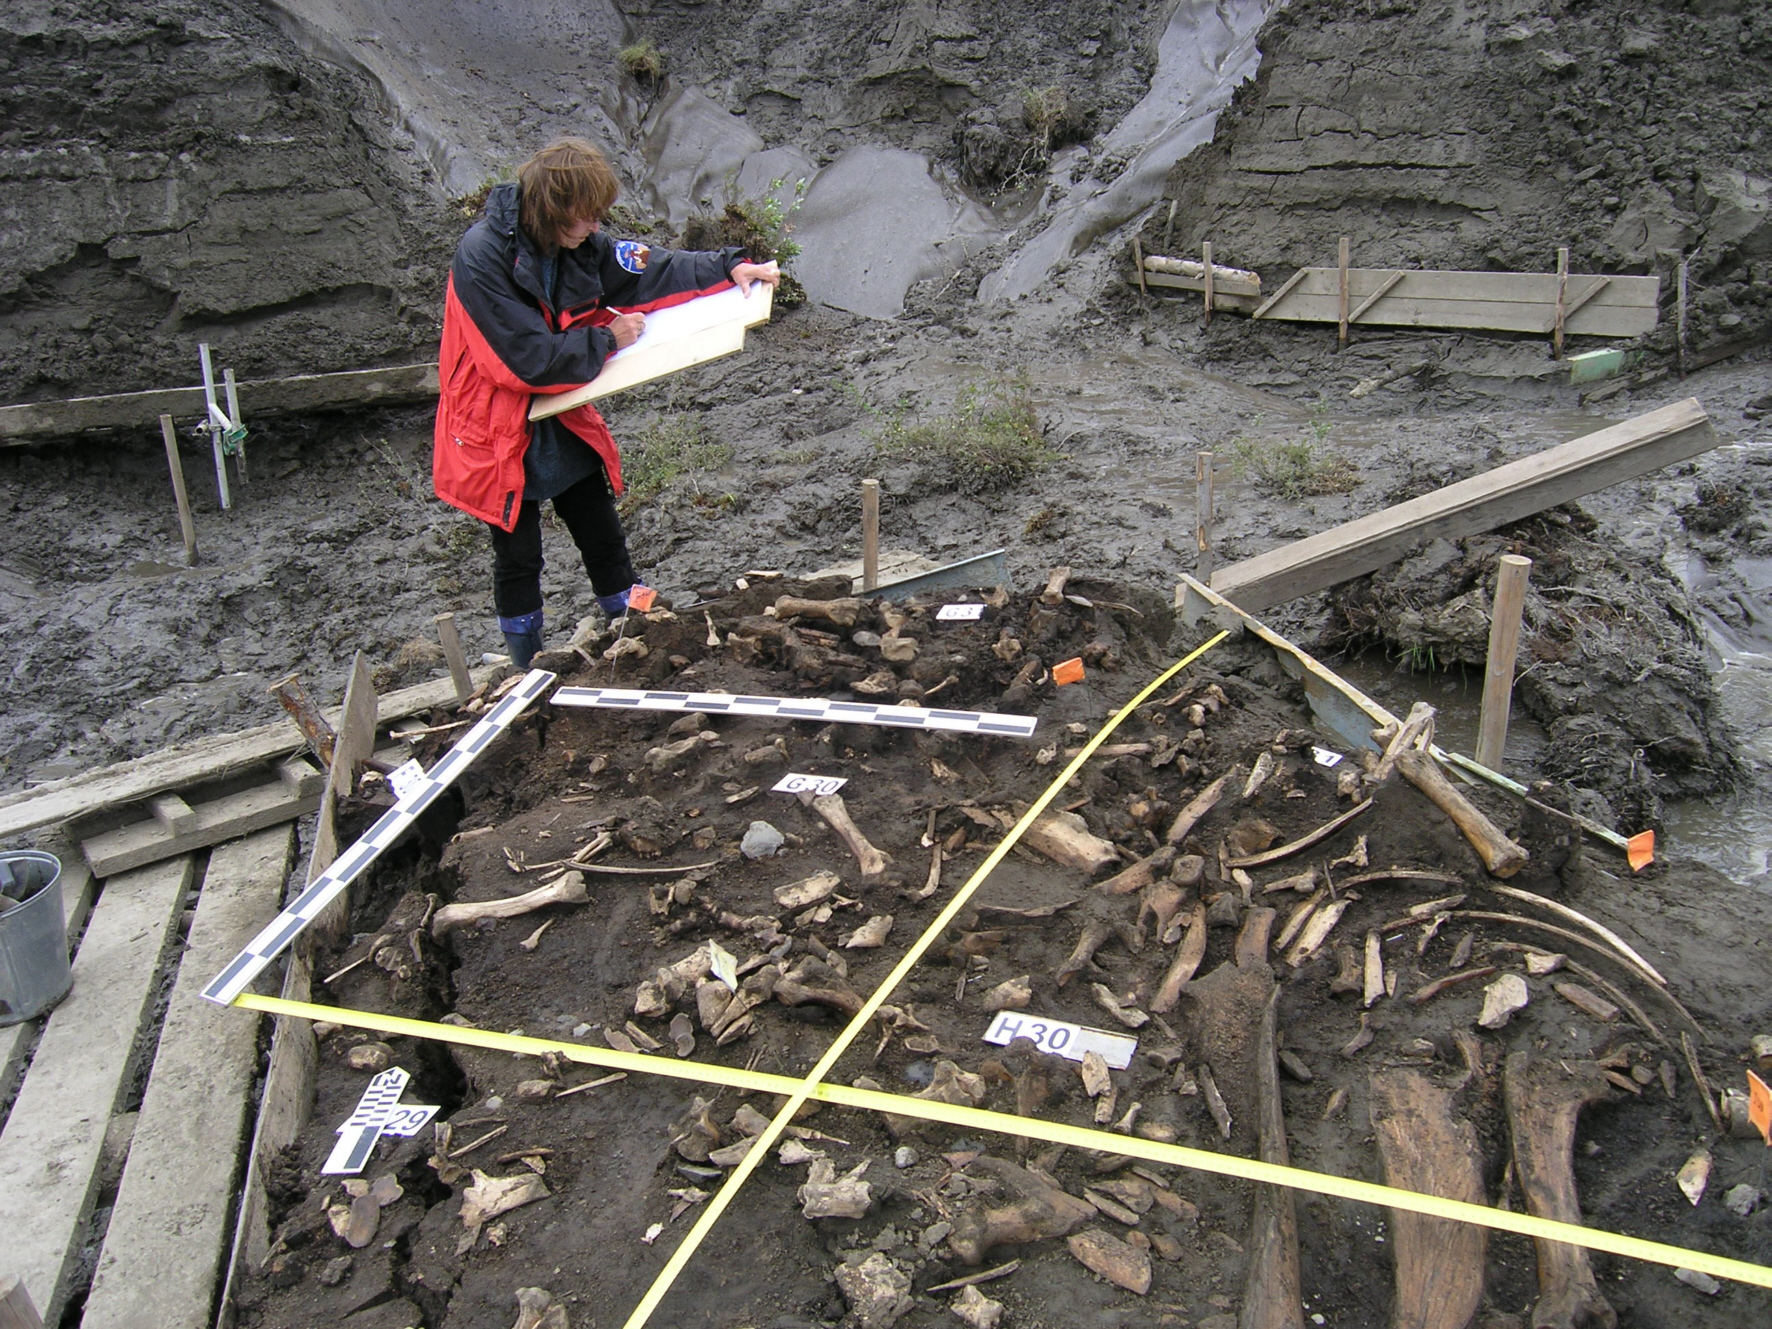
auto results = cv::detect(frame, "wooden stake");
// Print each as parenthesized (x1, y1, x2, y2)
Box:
(268, 674, 339, 770)
(432, 612, 473, 703)
(1195, 451, 1215, 583)
(1676, 259, 1689, 379)
(1553, 247, 1569, 360)
(1201, 241, 1214, 325)
(0, 1276, 45, 1329)
(1161, 198, 1178, 253)
(1337, 235, 1351, 349)
(861, 478, 880, 593)
(1131, 237, 1149, 298)
(159, 414, 197, 567)
(1475, 555, 1532, 771)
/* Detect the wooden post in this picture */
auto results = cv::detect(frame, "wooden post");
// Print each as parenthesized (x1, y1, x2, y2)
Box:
(432, 612, 473, 703)
(1676, 259, 1689, 379)
(1161, 198, 1178, 253)
(1196, 451, 1215, 583)
(1337, 235, 1351, 349)
(1553, 247, 1569, 360)
(0, 1276, 45, 1329)
(861, 478, 880, 593)
(1131, 237, 1149, 297)
(1201, 241, 1215, 325)
(1476, 554, 1532, 772)
(158, 414, 197, 567)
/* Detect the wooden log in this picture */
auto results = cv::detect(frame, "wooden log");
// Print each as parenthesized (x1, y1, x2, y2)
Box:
(1553, 247, 1569, 358)
(1503, 1055, 1617, 1329)
(1142, 254, 1261, 288)
(1475, 555, 1532, 771)
(1394, 749, 1527, 877)
(1370, 1069, 1487, 1329)
(1240, 985, 1305, 1329)
(158, 414, 197, 567)
(0, 857, 194, 1324)
(1201, 240, 1215, 325)
(81, 827, 295, 1329)
(1209, 398, 1712, 612)
(861, 479, 881, 593)
(0, 669, 492, 841)
(0, 363, 440, 444)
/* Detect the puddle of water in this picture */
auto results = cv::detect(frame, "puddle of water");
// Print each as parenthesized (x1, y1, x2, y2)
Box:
(980, 0, 1275, 304)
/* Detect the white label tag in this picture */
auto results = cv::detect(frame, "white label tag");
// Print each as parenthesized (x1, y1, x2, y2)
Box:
(936, 603, 986, 621)
(1311, 746, 1344, 768)
(388, 758, 427, 800)
(982, 1011, 1137, 1070)
(772, 772, 848, 797)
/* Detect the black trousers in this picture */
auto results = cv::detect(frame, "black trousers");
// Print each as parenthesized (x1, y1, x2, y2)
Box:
(487, 468, 636, 618)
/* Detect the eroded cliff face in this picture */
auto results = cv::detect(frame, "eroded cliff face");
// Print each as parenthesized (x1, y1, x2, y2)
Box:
(1161, 0, 1772, 345)
(0, 2, 453, 399)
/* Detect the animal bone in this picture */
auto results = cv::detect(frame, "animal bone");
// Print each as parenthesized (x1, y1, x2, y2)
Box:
(1164, 771, 1234, 846)
(1504, 1055, 1617, 1329)
(432, 872, 589, 935)
(1024, 810, 1118, 873)
(1394, 749, 1528, 878)
(800, 790, 891, 877)
(774, 594, 865, 626)
(1150, 902, 1208, 1014)
(948, 1156, 1095, 1265)
(1096, 845, 1177, 895)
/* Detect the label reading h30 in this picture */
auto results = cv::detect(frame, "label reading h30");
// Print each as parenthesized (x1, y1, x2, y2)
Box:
(982, 1010, 1137, 1070)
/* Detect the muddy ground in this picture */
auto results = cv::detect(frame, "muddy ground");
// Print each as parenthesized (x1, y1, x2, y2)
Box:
(231, 585, 1772, 1329)
(1, 0, 1771, 1324)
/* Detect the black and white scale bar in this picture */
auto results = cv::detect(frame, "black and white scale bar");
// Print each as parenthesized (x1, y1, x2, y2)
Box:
(552, 686, 1038, 738)
(202, 669, 558, 1006)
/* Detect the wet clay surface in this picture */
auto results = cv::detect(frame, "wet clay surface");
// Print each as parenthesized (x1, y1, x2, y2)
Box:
(236, 589, 1771, 1329)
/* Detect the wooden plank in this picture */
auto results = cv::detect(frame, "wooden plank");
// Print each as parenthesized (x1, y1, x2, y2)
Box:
(147, 792, 197, 836)
(0, 364, 439, 445)
(0, 854, 95, 1113)
(1348, 271, 1405, 324)
(1207, 398, 1713, 612)
(1133, 272, 1260, 311)
(313, 654, 378, 942)
(1248, 267, 1659, 337)
(81, 826, 295, 1329)
(0, 856, 193, 1323)
(80, 777, 319, 879)
(0, 667, 495, 843)
(530, 284, 772, 421)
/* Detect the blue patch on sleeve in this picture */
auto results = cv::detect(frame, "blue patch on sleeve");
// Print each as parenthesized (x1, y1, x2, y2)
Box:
(613, 240, 650, 274)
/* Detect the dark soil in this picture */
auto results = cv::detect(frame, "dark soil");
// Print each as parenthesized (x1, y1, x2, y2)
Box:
(234, 586, 1772, 1329)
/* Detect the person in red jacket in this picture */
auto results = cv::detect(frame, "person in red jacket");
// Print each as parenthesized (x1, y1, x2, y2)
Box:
(433, 137, 779, 667)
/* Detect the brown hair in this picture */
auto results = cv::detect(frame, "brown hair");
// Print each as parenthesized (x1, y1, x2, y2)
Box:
(516, 137, 620, 253)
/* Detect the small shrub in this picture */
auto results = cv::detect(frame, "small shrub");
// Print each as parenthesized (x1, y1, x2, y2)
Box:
(1022, 86, 1090, 150)
(618, 40, 665, 84)
(618, 414, 734, 516)
(871, 379, 1060, 496)
(1227, 414, 1357, 499)
(680, 177, 809, 303)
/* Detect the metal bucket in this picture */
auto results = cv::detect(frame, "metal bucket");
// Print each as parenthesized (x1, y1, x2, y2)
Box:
(0, 850, 72, 1026)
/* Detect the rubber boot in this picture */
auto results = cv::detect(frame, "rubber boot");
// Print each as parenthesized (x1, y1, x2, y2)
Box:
(596, 588, 631, 620)
(498, 609, 545, 669)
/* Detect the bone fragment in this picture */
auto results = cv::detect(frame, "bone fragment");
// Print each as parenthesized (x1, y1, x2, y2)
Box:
(1164, 771, 1234, 846)
(1024, 809, 1118, 873)
(511, 1286, 569, 1329)
(1274, 889, 1325, 954)
(1236, 906, 1276, 968)
(775, 870, 841, 909)
(1140, 878, 1187, 941)
(433, 873, 589, 935)
(1242, 750, 1276, 801)
(1057, 915, 1114, 989)
(948, 1157, 1095, 1264)
(1284, 898, 1349, 968)
(1227, 799, 1374, 869)
(1554, 982, 1619, 1023)
(1091, 983, 1149, 1029)
(1408, 966, 1498, 1005)
(1150, 902, 1208, 1013)
(1394, 749, 1528, 877)
(775, 594, 865, 626)
(1079, 1051, 1112, 1099)
(1477, 973, 1530, 1030)
(1330, 943, 1362, 996)
(1371, 701, 1436, 784)
(1067, 1228, 1152, 1295)
(1676, 1149, 1711, 1206)
(980, 974, 1032, 1011)
(1199, 1064, 1233, 1140)
(800, 791, 891, 877)
(1096, 845, 1177, 895)
(1363, 930, 1385, 1008)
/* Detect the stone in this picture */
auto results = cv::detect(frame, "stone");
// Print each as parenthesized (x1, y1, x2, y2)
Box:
(740, 821, 785, 859)
(346, 1041, 393, 1073)
(834, 1252, 914, 1328)
(950, 1283, 1004, 1328)
(1477, 973, 1529, 1030)
(1723, 1184, 1762, 1217)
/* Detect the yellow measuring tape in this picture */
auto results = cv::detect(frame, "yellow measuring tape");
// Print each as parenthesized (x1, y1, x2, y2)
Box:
(235, 991, 1772, 1293)
(238, 629, 1772, 1310)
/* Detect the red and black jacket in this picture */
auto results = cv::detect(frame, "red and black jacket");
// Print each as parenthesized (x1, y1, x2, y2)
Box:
(433, 181, 742, 529)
